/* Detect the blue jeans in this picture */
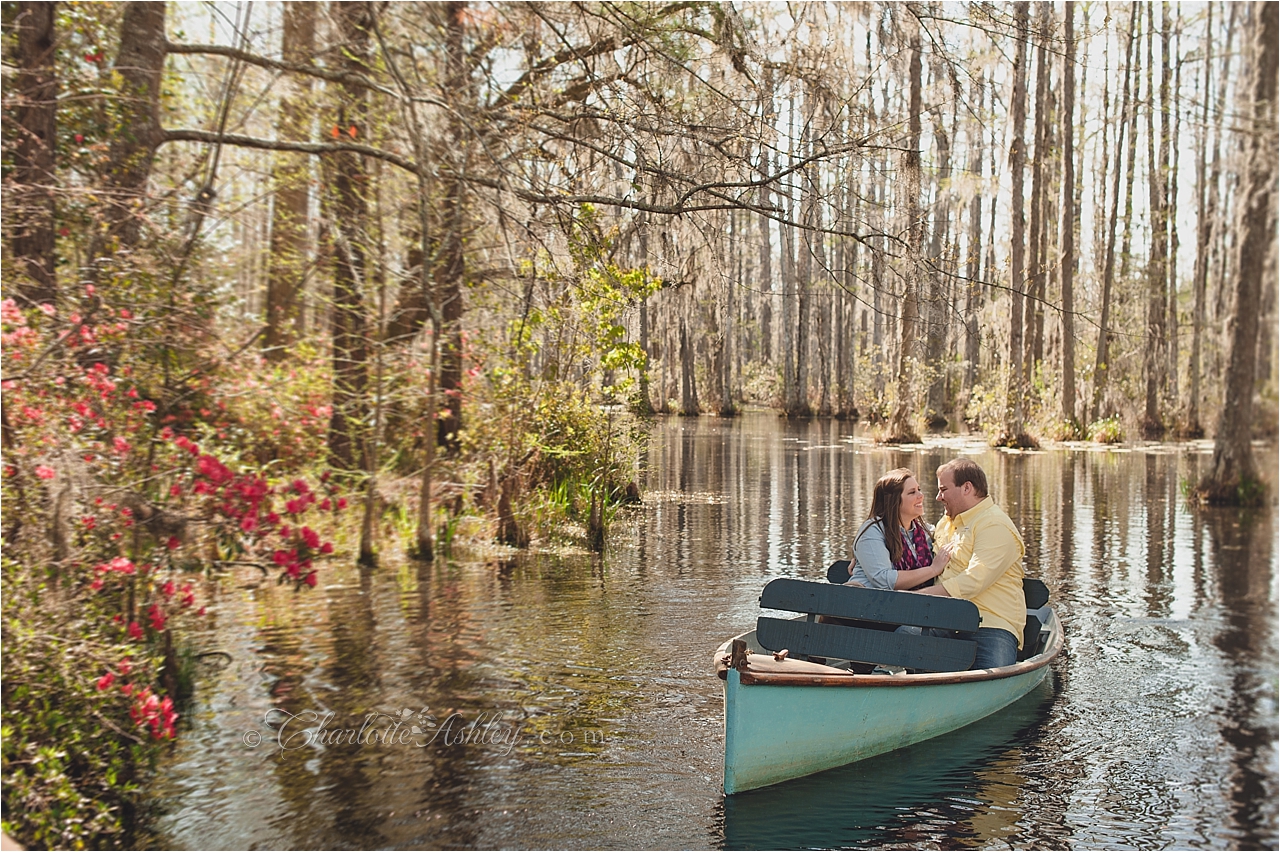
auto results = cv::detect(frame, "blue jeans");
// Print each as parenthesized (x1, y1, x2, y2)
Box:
(972, 627, 1018, 669)
(896, 625, 1019, 670)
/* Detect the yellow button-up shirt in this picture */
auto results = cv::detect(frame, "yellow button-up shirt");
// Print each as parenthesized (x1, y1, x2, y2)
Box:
(933, 496, 1026, 647)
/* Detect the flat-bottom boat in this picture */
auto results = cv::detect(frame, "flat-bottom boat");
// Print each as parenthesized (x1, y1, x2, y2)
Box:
(714, 576, 1064, 795)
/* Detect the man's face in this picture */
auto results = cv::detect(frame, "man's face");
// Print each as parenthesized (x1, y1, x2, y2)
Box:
(936, 469, 975, 518)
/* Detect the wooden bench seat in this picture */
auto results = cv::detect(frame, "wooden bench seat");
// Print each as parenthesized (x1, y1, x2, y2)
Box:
(821, 563, 1054, 664)
(756, 578, 981, 672)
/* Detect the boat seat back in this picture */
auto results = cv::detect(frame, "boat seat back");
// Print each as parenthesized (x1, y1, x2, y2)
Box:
(764, 578, 981, 631)
(1017, 579, 1051, 661)
(1019, 604, 1053, 661)
(1023, 577, 1050, 609)
(757, 579, 980, 672)
(826, 559, 852, 583)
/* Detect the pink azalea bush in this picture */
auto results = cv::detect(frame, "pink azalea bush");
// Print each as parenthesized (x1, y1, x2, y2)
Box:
(1, 294, 343, 848)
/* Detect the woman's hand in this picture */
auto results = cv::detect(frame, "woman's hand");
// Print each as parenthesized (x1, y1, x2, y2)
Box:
(928, 542, 955, 577)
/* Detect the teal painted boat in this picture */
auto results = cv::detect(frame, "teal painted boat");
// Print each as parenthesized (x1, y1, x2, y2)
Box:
(714, 607, 1064, 795)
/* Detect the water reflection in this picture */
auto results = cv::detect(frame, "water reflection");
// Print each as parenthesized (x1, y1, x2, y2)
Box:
(145, 413, 1277, 850)
(1205, 508, 1277, 850)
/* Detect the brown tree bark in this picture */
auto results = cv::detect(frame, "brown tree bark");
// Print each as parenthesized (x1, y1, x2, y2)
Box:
(1186, 2, 1216, 439)
(1166, 8, 1182, 412)
(1141, 0, 1169, 438)
(1060, 2, 1078, 426)
(263, 2, 315, 360)
(679, 316, 700, 416)
(886, 25, 923, 443)
(1091, 11, 1110, 272)
(924, 103, 951, 428)
(802, 89, 826, 418)
(780, 86, 809, 418)
(756, 85, 776, 365)
(1025, 8, 1050, 381)
(326, 1, 373, 470)
(1197, 0, 1277, 504)
(963, 74, 984, 399)
(9, 1, 58, 306)
(837, 139, 860, 419)
(1091, 3, 1139, 424)
(93, 1, 166, 261)
(1119, 5, 1143, 282)
(636, 215, 655, 415)
(998, 2, 1033, 447)
(435, 1, 469, 452)
(720, 210, 737, 416)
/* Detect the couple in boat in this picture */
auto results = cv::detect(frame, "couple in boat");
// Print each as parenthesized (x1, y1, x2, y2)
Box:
(845, 458, 1026, 670)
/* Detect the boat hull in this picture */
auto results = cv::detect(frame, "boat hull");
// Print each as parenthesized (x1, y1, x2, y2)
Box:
(721, 613, 1062, 795)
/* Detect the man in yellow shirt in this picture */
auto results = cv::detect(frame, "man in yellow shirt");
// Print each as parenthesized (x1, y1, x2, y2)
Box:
(913, 458, 1025, 669)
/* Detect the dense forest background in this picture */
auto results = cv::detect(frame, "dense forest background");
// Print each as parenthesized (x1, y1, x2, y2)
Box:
(1, 2, 1276, 847)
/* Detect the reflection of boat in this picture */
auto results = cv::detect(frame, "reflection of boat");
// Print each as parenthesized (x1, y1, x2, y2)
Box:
(721, 676, 1056, 850)
(714, 579, 1064, 795)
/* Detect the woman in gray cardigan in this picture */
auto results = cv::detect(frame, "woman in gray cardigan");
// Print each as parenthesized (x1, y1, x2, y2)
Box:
(849, 468, 950, 590)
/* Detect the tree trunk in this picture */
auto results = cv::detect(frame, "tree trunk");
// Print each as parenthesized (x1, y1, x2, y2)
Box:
(1092, 10, 1111, 272)
(756, 72, 776, 370)
(636, 219, 655, 415)
(886, 26, 924, 443)
(1025, 9, 1050, 382)
(1166, 9, 1182, 415)
(1186, 2, 1215, 438)
(1119, 4, 1143, 282)
(720, 211, 736, 416)
(10, 1, 58, 306)
(925, 106, 951, 428)
(326, 1, 372, 471)
(1141, 0, 1169, 439)
(871, 156, 886, 405)
(93, 1, 166, 261)
(779, 93, 797, 414)
(1208, 3, 1240, 340)
(782, 86, 810, 418)
(803, 91, 828, 418)
(838, 144, 859, 419)
(1197, 0, 1277, 504)
(1060, 3, 1078, 427)
(1092, 3, 1139, 424)
(435, 2, 469, 453)
(679, 317, 699, 416)
(963, 74, 984, 400)
(263, 2, 315, 360)
(999, 2, 1033, 447)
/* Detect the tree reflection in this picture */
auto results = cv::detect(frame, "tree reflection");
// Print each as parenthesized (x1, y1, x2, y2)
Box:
(1202, 507, 1279, 849)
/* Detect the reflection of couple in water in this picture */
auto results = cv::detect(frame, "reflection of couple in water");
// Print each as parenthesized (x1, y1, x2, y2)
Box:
(847, 459, 1026, 670)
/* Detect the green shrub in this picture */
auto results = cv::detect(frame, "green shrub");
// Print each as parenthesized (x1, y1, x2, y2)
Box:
(1043, 418, 1083, 441)
(1, 560, 168, 850)
(1088, 415, 1125, 444)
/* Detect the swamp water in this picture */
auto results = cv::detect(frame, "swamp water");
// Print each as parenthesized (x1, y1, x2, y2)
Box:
(146, 413, 1278, 849)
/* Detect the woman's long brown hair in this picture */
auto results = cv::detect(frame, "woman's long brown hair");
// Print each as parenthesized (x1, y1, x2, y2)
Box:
(856, 468, 916, 565)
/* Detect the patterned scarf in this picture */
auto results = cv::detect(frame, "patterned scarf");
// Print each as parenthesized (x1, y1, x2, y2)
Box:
(893, 520, 934, 573)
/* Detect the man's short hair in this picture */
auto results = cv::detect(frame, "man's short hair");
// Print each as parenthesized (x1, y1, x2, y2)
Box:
(937, 458, 989, 498)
